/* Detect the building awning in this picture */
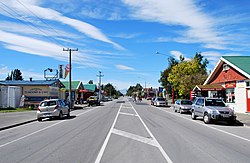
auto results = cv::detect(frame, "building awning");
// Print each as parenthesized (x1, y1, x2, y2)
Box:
(193, 84, 225, 91)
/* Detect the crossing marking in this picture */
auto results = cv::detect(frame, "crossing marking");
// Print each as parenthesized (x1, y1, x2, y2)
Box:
(119, 112, 137, 116)
(112, 128, 157, 147)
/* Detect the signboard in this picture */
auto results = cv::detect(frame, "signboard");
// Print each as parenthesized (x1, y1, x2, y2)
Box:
(225, 81, 236, 88)
(237, 80, 245, 88)
(23, 86, 49, 97)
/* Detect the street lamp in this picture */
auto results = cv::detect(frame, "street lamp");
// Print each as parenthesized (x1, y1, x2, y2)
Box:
(155, 51, 175, 104)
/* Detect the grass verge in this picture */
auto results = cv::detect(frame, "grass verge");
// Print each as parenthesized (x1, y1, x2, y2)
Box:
(0, 107, 34, 113)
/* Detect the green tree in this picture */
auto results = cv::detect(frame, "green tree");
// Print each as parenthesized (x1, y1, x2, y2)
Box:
(88, 80, 94, 84)
(126, 83, 143, 96)
(158, 56, 178, 92)
(168, 58, 208, 98)
(104, 83, 116, 97)
(6, 69, 23, 80)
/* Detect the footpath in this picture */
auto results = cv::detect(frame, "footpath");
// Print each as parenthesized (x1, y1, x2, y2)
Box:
(0, 104, 250, 131)
(0, 104, 88, 131)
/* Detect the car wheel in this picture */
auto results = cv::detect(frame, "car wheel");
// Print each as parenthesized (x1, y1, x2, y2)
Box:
(37, 118, 42, 122)
(191, 111, 196, 120)
(174, 108, 177, 112)
(203, 113, 211, 124)
(59, 111, 63, 119)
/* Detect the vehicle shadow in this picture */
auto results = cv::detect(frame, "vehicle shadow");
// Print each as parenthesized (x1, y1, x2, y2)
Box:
(42, 115, 76, 122)
(194, 117, 244, 126)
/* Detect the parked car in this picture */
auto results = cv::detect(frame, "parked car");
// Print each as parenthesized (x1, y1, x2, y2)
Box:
(151, 97, 155, 105)
(153, 97, 166, 106)
(37, 99, 70, 121)
(174, 99, 193, 114)
(191, 97, 236, 125)
(87, 96, 100, 106)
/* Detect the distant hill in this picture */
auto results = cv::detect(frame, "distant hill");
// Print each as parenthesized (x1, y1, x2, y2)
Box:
(119, 89, 127, 95)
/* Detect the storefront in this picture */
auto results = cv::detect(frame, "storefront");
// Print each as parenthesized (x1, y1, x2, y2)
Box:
(203, 56, 250, 113)
(61, 81, 84, 104)
(193, 84, 225, 99)
(0, 79, 65, 107)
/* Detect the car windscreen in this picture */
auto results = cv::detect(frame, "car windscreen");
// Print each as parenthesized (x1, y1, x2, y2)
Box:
(157, 98, 165, 101)
(205, 99, 225, 107)
(181, 100, 192, 105)
(40, 101, 57, 107)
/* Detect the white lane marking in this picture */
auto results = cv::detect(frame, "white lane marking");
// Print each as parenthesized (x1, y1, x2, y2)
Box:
(112, 128, 157, 147)
(95, 103, 123, 163)
(156, 107, 250, 142)
(119, 112, 137, 116)
(0, 108, 95, 148)
(129, 102, 173, 163)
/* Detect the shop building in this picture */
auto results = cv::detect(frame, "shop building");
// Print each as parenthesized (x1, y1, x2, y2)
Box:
(200, 56, 250, 113)
(0, 79, 65, 107)
(61, 81, 84, 104)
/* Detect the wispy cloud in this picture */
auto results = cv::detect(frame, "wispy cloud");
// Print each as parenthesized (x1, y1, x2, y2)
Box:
(170, 50, 191, 61)
(0, 30, 102, 68)
(116, 64, 135, 71)
(121, 0, 242, 51)
(0, 0, 124, 50)
(0, 66, 10, 75)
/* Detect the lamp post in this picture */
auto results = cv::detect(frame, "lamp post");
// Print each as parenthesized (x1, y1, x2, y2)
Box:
(155, 51, 175, 104)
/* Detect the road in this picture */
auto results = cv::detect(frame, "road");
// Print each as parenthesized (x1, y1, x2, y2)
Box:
(0, 97, 250, 163)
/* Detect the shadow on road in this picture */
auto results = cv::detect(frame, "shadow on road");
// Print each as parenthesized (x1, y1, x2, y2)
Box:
(41, 115, 77, 122)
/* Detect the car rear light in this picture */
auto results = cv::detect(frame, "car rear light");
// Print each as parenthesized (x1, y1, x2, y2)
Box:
(54, 105, 59, 110)
(37, 108, 40, 111)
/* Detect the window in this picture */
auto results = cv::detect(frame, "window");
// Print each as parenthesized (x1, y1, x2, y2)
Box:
(226, 88, 235, 103)
(181, 100, 192, 105)
(205, 99, 225, 107)
(196, 99, 204, 106)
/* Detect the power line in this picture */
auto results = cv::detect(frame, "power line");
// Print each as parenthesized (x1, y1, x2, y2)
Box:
(0, 1, 64, 47)
(15, 0, 64, 39)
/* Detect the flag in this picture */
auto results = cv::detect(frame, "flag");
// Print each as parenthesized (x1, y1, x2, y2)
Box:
(64, 64, 70, 79)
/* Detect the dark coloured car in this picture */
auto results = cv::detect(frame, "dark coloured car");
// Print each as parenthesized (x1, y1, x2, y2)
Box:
(87, 96, 100, 106)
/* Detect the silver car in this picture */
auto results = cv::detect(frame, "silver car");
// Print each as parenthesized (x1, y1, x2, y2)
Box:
(191, 97, 236, 125)
(37, 99, 70, 121)
(174, 99, 193, 114)
(153, 97, 166, 107)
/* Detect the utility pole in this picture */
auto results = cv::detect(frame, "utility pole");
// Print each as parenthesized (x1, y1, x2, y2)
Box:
(97, 71, 104, 102)
(63, 48, 78, 109)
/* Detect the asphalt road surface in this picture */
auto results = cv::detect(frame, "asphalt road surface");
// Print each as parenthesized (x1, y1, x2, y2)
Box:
(1, 97, 250, 163)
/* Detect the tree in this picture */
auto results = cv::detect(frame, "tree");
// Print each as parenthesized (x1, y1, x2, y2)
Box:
(158, 56, 178, 91)
(168, 57, 208, 98)
(104, 83, 116, 97)
(88, 80, 93, 84)
(6, 69, 23, 81)
(126, 83, 143, 96)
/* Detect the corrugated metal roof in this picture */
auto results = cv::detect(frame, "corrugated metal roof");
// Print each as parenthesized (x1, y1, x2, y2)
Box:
(61, 81, 81, 90)
(83, 84, 97, 92)
(0, 80, 61, 86)
(222, 56, 250, 76)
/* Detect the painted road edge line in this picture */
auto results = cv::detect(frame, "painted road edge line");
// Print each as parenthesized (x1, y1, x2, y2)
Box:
(156, 107, 250, 142)
(0, 108, 95, 148)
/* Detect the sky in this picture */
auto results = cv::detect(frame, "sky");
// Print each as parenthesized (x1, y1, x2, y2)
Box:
(1, 0, 250, 91)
